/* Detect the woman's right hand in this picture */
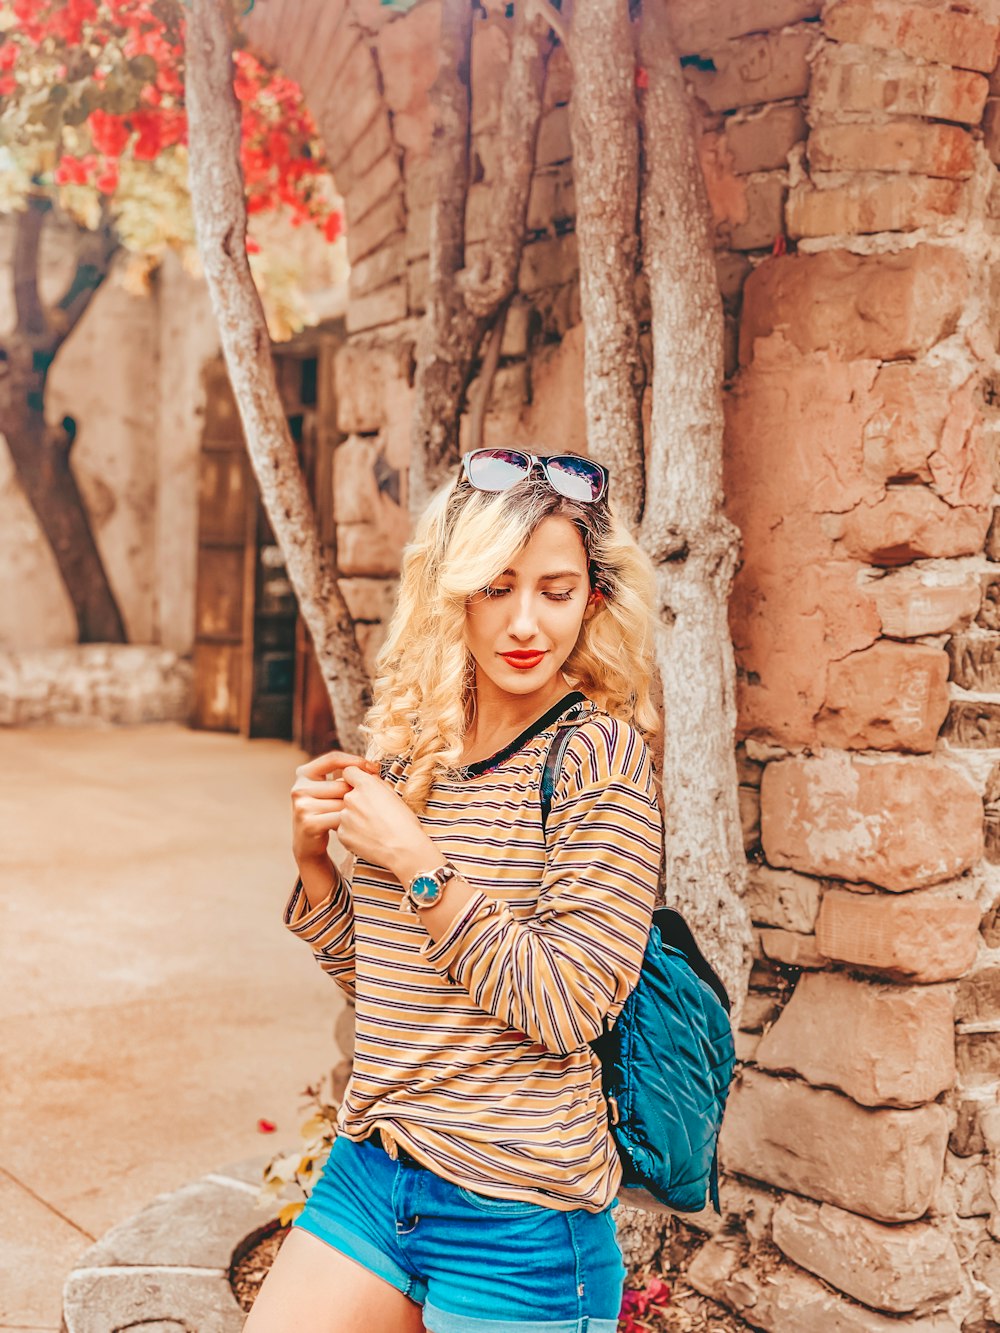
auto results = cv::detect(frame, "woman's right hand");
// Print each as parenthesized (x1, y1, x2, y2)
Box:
(291, 748, 381, 867)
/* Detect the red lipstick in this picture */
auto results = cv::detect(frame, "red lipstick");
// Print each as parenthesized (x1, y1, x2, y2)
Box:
(500, 651, 546, 670)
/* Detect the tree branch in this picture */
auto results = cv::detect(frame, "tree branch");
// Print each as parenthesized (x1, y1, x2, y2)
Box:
(186, 0, 372, 751)
(50, 215, 119, 346)
(467, 299, 510, 454)
(567, 0, 645, 527)
(531, 0, 570, 47)
(13, 196, 49, 338)
(459, 3, 555, 319)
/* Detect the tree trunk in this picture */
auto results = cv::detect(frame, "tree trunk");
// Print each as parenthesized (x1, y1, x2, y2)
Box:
(0, 198, 127, 643)
(568, 0, 645, 527)
(1, 346, 127, 642)
(638, 4, 752, 1009)
(409, 0, 557, 518)
(186, 0, 372, 752)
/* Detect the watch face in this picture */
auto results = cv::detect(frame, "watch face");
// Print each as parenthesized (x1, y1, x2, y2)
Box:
(409, 874, 443, 907)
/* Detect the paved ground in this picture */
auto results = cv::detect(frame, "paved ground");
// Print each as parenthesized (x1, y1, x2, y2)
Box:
(0, 723, 347, 1331)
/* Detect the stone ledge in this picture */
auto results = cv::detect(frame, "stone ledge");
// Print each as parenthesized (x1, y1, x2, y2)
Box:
(0, 645, 193, 727)
(61, 1154, 281, 1333)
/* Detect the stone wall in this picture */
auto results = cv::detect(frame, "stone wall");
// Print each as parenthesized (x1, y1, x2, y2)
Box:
(245, 0, 1000, 1326)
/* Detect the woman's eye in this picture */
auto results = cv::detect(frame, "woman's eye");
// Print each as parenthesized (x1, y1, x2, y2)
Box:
(544, 591, 573, 602)
(482, 586, 510, 598)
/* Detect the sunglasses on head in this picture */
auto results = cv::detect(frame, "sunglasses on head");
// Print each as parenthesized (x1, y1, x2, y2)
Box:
(460, 448, 609, 505)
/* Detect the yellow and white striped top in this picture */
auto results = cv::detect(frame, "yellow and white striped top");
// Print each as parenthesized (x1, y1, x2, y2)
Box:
(283, 690, 663, 1212)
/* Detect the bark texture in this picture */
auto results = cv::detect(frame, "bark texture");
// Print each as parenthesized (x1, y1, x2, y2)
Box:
(409, 0, 555, 518)
(0, 197, 126, 642)
(568, 0, 645, 526)
(638, 2, 752, 1008)
(186, 0, 371, 751)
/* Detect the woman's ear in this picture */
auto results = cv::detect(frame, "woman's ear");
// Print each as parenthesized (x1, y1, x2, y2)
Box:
(583, 588, 604, 621)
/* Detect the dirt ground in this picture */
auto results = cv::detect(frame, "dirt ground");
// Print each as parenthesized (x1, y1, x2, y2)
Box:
(0, 722, 347, 1331)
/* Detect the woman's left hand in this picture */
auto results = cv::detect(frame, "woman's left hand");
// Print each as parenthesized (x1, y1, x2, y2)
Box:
(337, 766, 433, 878)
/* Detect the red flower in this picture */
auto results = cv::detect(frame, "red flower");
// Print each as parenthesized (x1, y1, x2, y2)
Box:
(257, 1117, 277, 1133)
(89, 109, 130, 157)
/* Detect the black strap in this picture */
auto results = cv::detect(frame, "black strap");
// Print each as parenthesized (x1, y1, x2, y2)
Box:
(540, 717, 584, 831)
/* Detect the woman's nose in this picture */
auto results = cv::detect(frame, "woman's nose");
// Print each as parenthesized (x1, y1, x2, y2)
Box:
(507, 594, 540, 636)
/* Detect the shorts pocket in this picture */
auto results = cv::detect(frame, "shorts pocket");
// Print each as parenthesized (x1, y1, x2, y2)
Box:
(456, 1183, 546, 1216)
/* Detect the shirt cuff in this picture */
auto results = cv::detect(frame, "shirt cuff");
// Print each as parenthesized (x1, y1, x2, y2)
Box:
(418, 889, 497, 976)
(283, 866, 348, 944)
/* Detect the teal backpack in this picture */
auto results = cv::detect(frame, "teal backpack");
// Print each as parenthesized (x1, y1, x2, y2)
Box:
(541, 718, 737, 1213)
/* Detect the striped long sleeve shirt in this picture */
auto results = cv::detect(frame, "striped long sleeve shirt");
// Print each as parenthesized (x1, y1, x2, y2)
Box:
(283, 690, 663, 1212)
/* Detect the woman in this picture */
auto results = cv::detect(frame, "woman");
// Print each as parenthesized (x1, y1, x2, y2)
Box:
(246, 448, 664, 1333)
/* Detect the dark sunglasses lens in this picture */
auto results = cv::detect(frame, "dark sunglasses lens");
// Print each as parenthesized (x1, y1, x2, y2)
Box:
(466, 449, 530, 492)
(545, 455, 606, 502)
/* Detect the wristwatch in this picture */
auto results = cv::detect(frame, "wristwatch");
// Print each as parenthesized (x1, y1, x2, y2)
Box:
(405, 862, 459, 910)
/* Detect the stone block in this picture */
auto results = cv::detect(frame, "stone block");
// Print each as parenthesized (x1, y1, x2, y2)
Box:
(407, 256, 429, 316)
(345, 152, 402, 229)
(720, 1067, 950, 1221)
(760, 751, 983, 891)
(346, 189, 406, 264)
(376, 0, 440, 113)
(756, 927, 827, 968)
(809, 121, 976, 178)
(947, 633, 1000, 691)
(810, 45, 989, 124)
(518, 233, 578, 293)
(956, 1031, 1000, 1086)
(526, 164, 576, 233)
(739, 784, 761, 849)
(980, 577, 1000, 631)
(816, 886, 982, 982)
(337, 516, 407, 577)
(986, 97, 1000, 167)
(745, 864, 822, 932)
(721, 173, 786, 252)
(815, 641, 949, 751)
(755, 970, 955, 1107)
(687, 1234, 961, 1331)
(770, 1195, 963, 1314)
(333, 436, 379, 525)
(724, 103, 808, 173)
(63, 1268, 242, 1333)
(957, 967, 1000, 1024)
(683, 28, 816, 113)
(333, 342, 411, 435)
(838, 486, 990, 565)
(345, 281, 408, 333)
(536, 104, 571, 167)
(82, 1176, 276, 1269)
(739, 246, 968, 365)
(667, 0, 821, 52)
(341, 109, 395, 187)
(987, 507, 1000, 561)
(824, 0, 1000, 74)
(348, 235, 406, 299)
(866, 567, 981, 638)
(950, 1093, 989, 1156)
(734, 1029, 761, 1062)
(471, 20, 510, 134)
(942, 701, 1000, 748)
(338, 576, 399, 628)
(788, 175, 967, 238)
(738, 992, 781, 1031)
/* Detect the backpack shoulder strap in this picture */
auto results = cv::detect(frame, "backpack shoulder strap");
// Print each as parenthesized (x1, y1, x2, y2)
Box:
(540, 718, 583, 832)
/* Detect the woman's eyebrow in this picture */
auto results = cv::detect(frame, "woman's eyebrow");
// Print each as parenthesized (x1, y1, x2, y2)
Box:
(498, 569, 583, 580)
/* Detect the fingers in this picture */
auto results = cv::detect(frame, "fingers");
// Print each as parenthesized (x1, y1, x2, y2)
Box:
(299, 750, 381, 781)
(295, 778, 352, 799)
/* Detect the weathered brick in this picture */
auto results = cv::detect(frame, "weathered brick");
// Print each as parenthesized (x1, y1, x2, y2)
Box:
(824, 0, 1000, 74)
(757, 927, 826, 968)
(987, 507, 1000, 560)
(957, 967, 1000, 1024)
(721, 174, 786, 252)
(866, 566, 982, 638)
(333, 341, 411, 435)
(956, 1031, 1000, 1086)
(810, 45, 989, 124)
(684, 28, 816, 113)
(816, 887, 982, 982)
(535, 104, 571, 167)
(724, 102, 808, 173)
(739, 785, 761, 849)
(345, 153, 402, 229)
(985, 97, 1000, 166)
(942, 700, 1000, 747)
(376, 0, 440, 113)
(745, 864, 822, 932)
(838, 486, 990, 565)
(344, 281, 408, 333)
(688, 1236, 960, 1332)
(815, 641, 949, 751)
(739, 246, 968, 365)
(347, 189, 406, 264)
(668, 0, 821, 52)
(788, 176, 967, 238)
(760, 752, 983, 890)
(809, 121, 976, 178)
(471, 20, 509, 133)
(348, 235, 406, 299)
(720, 1067, 950, 1221)
(518, 233, 578, 293)
(947, 633, 1000, 691)
(755, 970, 955, 1107)
(770, 1195, 963, 1315)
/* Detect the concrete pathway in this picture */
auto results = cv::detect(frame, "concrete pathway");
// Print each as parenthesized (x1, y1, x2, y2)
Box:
(0, 724, 347, 1331)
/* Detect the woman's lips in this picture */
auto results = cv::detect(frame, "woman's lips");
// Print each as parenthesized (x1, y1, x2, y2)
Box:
(500, 651, 546, 670)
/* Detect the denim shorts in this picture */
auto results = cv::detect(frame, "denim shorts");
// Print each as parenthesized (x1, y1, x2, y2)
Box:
(291, 1132, 626, 1333)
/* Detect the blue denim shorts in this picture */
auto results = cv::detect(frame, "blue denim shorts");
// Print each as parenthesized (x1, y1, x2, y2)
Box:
(291, 1132, 626, 1333)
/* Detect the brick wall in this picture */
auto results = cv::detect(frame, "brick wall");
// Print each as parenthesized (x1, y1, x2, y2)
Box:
(247, 0, 1000, 1324)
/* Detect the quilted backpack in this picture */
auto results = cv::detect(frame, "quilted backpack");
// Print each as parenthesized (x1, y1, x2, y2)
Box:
(540, 718, 737, 1213)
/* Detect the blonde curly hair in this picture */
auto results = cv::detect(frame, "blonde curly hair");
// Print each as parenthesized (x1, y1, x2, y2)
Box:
(359, 467, 662, 814)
